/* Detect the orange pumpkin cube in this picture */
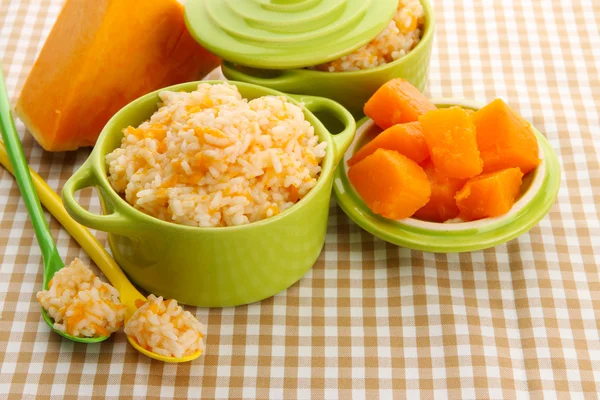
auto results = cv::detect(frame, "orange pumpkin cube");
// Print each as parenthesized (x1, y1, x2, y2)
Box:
(473, 99, 540, 174)
(348, 122, 429, 167)
(364, 78, 437, 130)
(419, 107, 483, 179)
(413, 160, 466, 222)
(455, 167, 524, 221)
(348, 149, 431, 220)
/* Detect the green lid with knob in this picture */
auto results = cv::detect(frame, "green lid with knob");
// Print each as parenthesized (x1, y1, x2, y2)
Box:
(184, 0, 399, 70)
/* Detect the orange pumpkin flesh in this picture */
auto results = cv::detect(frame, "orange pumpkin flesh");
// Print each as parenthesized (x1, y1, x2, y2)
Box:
(473, 99, 541, 174)
(347, 122, 429, 167)
(352, 80, 541, 223)
(419, 107, 483, 179)
(348, 149, 431, 220)
(455, 167, 524, 221)
(364, 78, 437, 130)
(413, 160, 466, 222)
(15, 0, 221, 152)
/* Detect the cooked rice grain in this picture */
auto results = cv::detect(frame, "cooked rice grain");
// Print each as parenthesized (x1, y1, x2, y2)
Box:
(124, 295, 206, 358)
(36, 258, 126, 338)
(312, 0, 425, 72)
(106, 83, 326, 227)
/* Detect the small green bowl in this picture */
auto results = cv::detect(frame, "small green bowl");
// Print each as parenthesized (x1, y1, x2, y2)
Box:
(62, 80, 355, 308)
(333, 99, 561, 253)
(222, 0, 435, 118)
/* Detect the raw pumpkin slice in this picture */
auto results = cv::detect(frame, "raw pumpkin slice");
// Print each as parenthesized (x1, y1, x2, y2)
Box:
(364, 78, 437, 130)
(348, 149, 431, 220)
(15, 0, 221, 152)
(348, 122, 429, 166)
(419, 107, 483, 179)
(455, 167, 524, 221)
(472, 98, 541, 174)
(413, 160, 466, 222)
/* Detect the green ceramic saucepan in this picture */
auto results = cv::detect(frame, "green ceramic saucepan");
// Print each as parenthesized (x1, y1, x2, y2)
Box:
(333, 99, 561, 253)
(62, 81, 355, 308)
(218, 0, 435, 118)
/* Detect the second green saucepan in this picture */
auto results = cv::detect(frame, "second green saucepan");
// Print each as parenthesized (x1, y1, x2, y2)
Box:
(222, 0, 435, 118)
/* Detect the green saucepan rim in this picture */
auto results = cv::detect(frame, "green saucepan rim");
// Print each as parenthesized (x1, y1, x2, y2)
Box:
(333, 98, 561, 253)
(62, 80, 355, 236)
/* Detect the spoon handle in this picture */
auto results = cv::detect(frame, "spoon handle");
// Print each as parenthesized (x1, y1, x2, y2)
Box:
(0, 66, 64, 284)
(0, 141, 145, 315)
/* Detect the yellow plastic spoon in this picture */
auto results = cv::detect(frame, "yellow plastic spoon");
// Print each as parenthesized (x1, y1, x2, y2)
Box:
(0, 141, 203, 363)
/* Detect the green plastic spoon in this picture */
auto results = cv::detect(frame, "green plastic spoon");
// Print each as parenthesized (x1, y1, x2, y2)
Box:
(0, 67, 107, 344)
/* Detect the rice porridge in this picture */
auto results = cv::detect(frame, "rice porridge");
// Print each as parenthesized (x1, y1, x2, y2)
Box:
(311, 0, 425, 72)
(106, 83, 327, 227)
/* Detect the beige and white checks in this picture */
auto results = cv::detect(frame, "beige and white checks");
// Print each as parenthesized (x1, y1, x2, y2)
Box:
(1, 0, 599, 398)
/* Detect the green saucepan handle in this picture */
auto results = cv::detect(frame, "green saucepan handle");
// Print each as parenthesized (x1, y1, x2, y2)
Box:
(291, 94, 356, 166)
(62, 162, 133, 235)
(222, 61, 307, 93)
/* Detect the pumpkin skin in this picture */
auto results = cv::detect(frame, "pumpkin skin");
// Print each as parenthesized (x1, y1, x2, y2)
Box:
(15, 0, 221, 152)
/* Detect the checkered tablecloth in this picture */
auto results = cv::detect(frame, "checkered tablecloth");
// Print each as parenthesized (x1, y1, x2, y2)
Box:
(1, 1, 599, 399)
